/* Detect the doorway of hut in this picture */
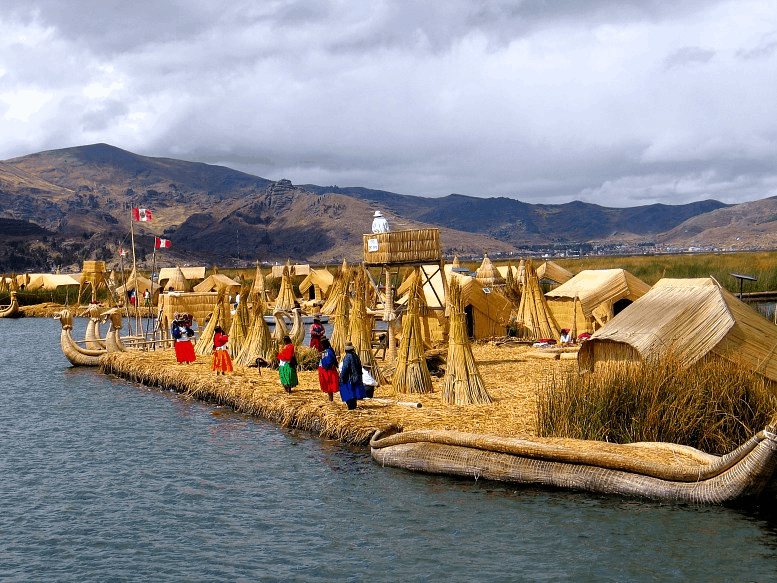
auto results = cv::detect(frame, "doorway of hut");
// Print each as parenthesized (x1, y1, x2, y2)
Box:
(613, 298, 632, 316)
(464, 305, 474, 339)
(307, 287, 315, 301)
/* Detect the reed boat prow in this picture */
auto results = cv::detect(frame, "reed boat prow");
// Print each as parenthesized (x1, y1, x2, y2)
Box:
(0, 291, 21, 318)
(54, 308, 106, 366)
(370, 428, 777, 503)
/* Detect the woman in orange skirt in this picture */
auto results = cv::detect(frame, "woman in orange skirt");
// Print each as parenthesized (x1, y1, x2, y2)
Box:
(212, 326, 233, 375)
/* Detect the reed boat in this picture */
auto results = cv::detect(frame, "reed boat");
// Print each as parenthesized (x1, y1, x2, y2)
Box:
(55, 308, 106, 366)
(370, 427, 777, 503)
(55, 307, 135, 366)
(0, 291, 21, 318)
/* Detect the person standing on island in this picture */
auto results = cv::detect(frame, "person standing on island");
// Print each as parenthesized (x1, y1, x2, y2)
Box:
(309, 314, 325, 352)
(318, 338, 339, 401)
(339, 341, 365, 410)
(171, 313, 196, 364)
(277, 335, 298, 394)
(372, 210, 389, 233)
(212, 326, 233, 375)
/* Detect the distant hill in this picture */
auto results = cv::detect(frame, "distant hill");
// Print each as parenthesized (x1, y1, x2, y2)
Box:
(0, 142, 757, 272)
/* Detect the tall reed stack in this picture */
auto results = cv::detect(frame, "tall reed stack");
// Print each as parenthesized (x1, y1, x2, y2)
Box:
(321, 259, 349, 315)
(194, 286, 231, 355)
(443, 277, 492, 405)
(393, 269, 432, 394)
(514, 258, 559, 340)
(227, 280, 251, 359)
(274, 262, 297, 312)
(330, 268, 351, 356)
(235, 293, 274, 366)
(348, 267, 384, 383)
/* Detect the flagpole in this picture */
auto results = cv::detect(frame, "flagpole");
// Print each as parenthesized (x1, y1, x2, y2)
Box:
(130, 213, 140, 337)
(120, 249, 131, 333)
(147, 246, 157, 338)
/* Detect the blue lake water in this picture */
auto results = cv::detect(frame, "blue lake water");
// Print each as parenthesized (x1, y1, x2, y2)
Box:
(2, 317, 777, 582)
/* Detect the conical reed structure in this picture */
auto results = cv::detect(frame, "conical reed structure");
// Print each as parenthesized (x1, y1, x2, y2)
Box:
(235, 292, 274, 366)
(227, 279, 251, 359)
(514, 258, 559, 340)
(251, 264, 269, 303)
(321, 259, 349, 315)
(274, 261, 297, 312)
(348, 267, 383, 383)
(475, 252, 505, 288)
(392, 269, 433, 395)
(194, 286, 231, 355)
(166, 265, 191, 292)
(329, 275, 351, 357)
(443, 277, 492, 405)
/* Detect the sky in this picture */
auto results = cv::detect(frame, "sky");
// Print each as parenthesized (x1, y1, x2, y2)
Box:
(1, 0, 777, 207)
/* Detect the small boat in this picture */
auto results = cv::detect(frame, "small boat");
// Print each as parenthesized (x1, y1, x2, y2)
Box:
(370, 427, 777, 504)
(0, 291, 21, 318)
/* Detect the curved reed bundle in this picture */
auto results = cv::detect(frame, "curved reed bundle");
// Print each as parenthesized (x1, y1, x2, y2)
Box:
(274, 262, 297, 312)
(514, 258, 559, 341)
(443, 278, 491, 405)
(348, 268, 384, 383)
(235, 293, 274, 366)
(227, 280, 251, 359)
(393, 270, 432, 394)
(330, 281, 350, 357)
(194, 286, 231, 355)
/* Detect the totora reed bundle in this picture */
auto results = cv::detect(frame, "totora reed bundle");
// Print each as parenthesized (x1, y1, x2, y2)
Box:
(320, 259, 349, 315)
(235, 293, 274, 366)
(227, 279, 251, 359)
(274, 261, 297, 312)
(393, 269, 432, 394)
(348, 267, 384, 384)
(330, 268, 351, 356)
(194, 286, 231, 355)
(443, 277, 492, 405)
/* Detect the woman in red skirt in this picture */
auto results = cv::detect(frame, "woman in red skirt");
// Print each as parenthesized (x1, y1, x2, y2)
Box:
(317, 338, 339, 401)
(212, 326, 233, 375)
(172, 313, 196, 364)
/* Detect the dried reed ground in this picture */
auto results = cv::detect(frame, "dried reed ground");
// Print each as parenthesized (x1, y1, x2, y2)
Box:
(101, 344, 564, 445)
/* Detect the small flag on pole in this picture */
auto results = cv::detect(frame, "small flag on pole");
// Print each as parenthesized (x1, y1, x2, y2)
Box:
(132, 208, 152, 222)
(119, 248, 128, 256)
(155, 237, 171, 249)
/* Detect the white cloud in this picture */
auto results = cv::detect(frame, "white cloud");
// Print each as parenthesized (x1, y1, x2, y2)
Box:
(1, 89, 53, 121)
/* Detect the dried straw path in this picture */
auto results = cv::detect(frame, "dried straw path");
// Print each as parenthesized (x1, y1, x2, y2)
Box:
(100, 344, 570, 446)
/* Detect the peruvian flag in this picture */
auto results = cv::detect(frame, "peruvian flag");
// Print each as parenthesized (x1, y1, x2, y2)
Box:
(132, 208, 152, 222)
(119, 248, 128, 256)
(155, 237, 171, 249)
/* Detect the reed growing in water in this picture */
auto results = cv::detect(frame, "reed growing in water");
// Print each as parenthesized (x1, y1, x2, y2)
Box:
(537, 352, 777, 454)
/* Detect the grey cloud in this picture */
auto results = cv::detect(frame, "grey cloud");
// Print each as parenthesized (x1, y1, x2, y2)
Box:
(737, 39, 777, 60)
(664, 46, 715, 70)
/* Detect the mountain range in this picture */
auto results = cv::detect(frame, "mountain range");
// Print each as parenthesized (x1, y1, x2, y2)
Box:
(0, 143, 770, 271)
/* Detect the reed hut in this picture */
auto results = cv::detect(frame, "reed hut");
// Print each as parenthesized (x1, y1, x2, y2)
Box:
(545, 269, 651, 335)
(393, 271, 433, 395)
(158, 291, 221, 335)
(235, 293, 274, 366)
(298, 268, 335, 302)
(26, 273, 80, 292)
(442, 277, 491, 405)
(78, 260, 109, 302)
(193, 273, 240, 294)
(274, 262, 298, 312)
(363, 228, 441, 265)
(194, 287, 232, 356)
(536, 261, 574, 286)
(158, 266, 205, 289)
(115, 268, 161, 300)
(270, 263, 310, 279)
(513, 259, 560, 341)
(475, 252, 506, 288)
(578, 277, 777, 384)
(397, 265, 512, 341)
(160, 266, 192, 292)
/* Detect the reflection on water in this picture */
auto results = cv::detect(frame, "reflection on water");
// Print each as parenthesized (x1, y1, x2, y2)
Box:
(2, 318, 777, 582)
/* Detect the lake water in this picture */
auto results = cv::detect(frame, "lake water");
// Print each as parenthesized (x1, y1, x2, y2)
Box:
(2, 318, 777, 582)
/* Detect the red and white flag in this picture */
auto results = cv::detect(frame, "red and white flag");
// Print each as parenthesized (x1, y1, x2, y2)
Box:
(155, 237, 171, 249)
(119, 248, 128, 256)
(132, 208, 152, 222)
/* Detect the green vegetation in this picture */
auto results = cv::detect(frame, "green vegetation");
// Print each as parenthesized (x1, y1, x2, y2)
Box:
(537, 353, 777, 455)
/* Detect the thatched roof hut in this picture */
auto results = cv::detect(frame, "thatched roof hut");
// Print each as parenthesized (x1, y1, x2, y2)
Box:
(270, 263, 310, 279)
(158, 266, 205, 284)
(115, 268, 161, 295)
(158, 291, 221, 331)
(475, 253, 505, 288)
(193, 273, 240, 293)
(160, 266, 192, 292)
(26, 273, 80, 291)
(537, 261, 574, 286)
(298, 268, 335, 302)
(545, 269, 651, 335)
(578, 277, 777, 383)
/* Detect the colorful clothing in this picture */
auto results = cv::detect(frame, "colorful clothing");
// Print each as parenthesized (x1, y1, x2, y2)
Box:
(212, 331, 233, 373)
(339, 350, 365, 408)
(318, 347, 339, 394)
(309, 322, 325, 352)
(277, 342, 298, 388)
(172, 322, 196, 363)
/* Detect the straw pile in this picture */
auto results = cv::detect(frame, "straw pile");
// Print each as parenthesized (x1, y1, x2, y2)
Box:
(235, 293, 274, 366)
(443, 278, 491, 405)
(348, 268, 384, 383)
(363, 228, 441, 264)
(321, 259, 349, 315)
(227, 280, 251, 359)
(274, 262, 297, 312)
(329, 271, 351, 357)
(194, 287, 231, 355)
(514, 258, 560, 340)
(393, 269, 433, 394)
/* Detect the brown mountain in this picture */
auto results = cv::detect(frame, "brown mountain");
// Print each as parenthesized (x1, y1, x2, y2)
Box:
(0, 142, 752, 272)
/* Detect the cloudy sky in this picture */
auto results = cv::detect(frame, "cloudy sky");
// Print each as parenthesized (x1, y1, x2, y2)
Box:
(1, 1, 776, 207)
